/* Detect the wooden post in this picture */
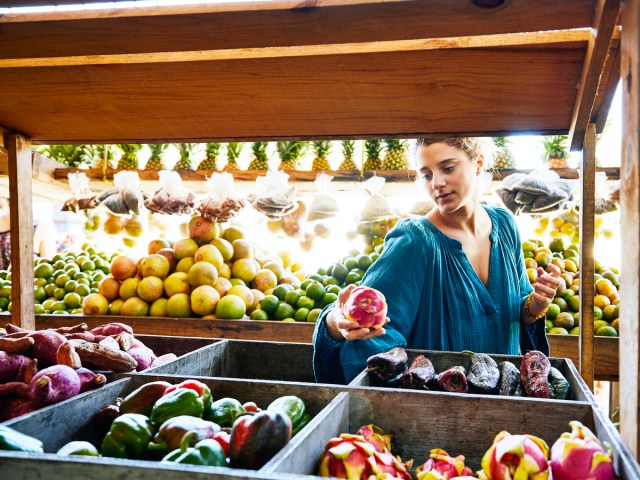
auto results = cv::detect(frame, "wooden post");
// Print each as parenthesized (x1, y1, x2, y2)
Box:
(5, 134, 35, 330)
(620, 0, 640, 458)
(579, 123, 596, 389)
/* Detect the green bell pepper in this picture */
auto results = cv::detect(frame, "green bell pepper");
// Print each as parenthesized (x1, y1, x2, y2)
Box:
(101, 413, 154, 459)
(161, 431, 227, 467)
(267, 396, 310, 436)
(57, 441, 99, 457)
(0, 425, 43, 453)
(150, 389, 205, 426)
(208, 398, 245, 428)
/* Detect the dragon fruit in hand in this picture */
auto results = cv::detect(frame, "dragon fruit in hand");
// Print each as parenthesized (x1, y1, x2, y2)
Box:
(342, 286, 387, 329)
(550, 421, 614, 480)
(479, 431, 550, 480)
(415, 448, 473, 480)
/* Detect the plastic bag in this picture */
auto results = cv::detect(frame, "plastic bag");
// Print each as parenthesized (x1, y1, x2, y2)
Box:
(144, 170, 196, 215)
(99, 171, 144, 216)
(307, 173, 339, 222)
(574, 172, 619, 214)
(247, 170, 298, 219)
(62, 172, 99, 212)
(358, 176, 396, 222)
(496, 169, 575, 215)
(198, 172, 245, 223)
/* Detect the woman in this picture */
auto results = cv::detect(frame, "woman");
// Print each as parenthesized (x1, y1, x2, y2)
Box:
(313, 138, 561, 384)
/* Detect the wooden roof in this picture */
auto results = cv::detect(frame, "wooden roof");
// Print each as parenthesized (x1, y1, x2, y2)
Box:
(0, 0, 621, 147)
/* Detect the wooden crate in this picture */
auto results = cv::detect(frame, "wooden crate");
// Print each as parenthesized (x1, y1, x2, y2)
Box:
(349, 349, 593, 402)
(548, 334, 619, 380)
(0, 375, 343, 478)
(140, 340, 315, 383)
(267, 388, 640, 479)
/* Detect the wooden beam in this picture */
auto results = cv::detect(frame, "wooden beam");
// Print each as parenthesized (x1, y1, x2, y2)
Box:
(595, 39, 622, 132)
(620, 0, 640, 458)
(569, 0, 621, 150)
(579, 123, 597, 389)
(0, 30, 591, 69)
(5, 134, 34, 330)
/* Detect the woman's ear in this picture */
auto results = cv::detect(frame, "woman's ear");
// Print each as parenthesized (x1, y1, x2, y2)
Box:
(475, 154, 485, 175)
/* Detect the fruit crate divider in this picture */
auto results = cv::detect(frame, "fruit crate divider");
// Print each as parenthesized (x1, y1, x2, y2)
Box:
(349, 348, 593, 403)
(268, 388, 596, 477)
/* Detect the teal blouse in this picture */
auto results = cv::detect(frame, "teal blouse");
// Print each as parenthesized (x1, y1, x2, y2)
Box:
(313, 205, 549, 384)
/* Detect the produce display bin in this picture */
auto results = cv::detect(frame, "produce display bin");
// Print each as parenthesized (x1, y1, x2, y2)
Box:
(267, 388, 640, 479)
(138, 340, 315, 383)
(0, 374, 344, 478)
(349, 349, 592, 402)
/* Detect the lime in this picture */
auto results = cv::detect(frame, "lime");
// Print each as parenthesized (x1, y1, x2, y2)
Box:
(553, 297, 568, 312)
(294, 307, 310, 322)
(53, 288, 66, 300)
(75, 284, 91, 297)
(306, 282, 326, 301)
(297, 295, 315, 310)
(260, 295, 280, 315)
(547, 303, 561, 320)
(344, 257, 358, 271)
(300, 279, 313, 291)
(321, 292, 338, 307)
(0, 286, 11, 298)
(282, 318, 296, 323)
(34, 304, 45, 314)
(274, 302, 295, 321)
(569, 326, 580, 335)
(53, 260, 66, 270)
(331, 263, 349, 284)
(548, 327, 569, 335)
(55, 274, 71, 288)
(273, 285, 293, 301)
(284, 290, 301, 307)
(596, 326, 618, 337)
(250, 309, 269, 320)
(344, 271, 362, 285)
(561, 289, 575, 301)
(593, 306, 603, 320)
(34, 287, 46, 303)
(307, 274, 323, 283)
(317, 267, 327, 276)
(554, 312, 575, 330)
(545, 320, 554, 331)
(51, 301, 67, 312)
(42, 298, 57, 311)
(356, 254, 373, 271)
(322, 276, 340, 287)
(371, 252, 381, 262)
(568, 295, 580, 313)
(64, 280, 79, 293)
(34, 278, 47, 287)
(326, 285, 341, 295)
(34, 263, 54, 279)
(307, 308, 322, 323)
(64, 292, 82, 309)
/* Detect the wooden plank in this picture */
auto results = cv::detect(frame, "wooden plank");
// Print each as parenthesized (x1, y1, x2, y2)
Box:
(579, 124, 597, 389)
(620, 0, 640, 458)
(5, 134, 34, 330)
(34, 315, 316, 343)
(548, 335, 620, 380)
(0, 46, 587, 143)
(595, 38, 622, 131)
(569, 0, 621, 150)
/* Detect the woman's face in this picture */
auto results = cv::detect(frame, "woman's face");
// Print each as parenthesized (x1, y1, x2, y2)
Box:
(416, 142, 483, 214)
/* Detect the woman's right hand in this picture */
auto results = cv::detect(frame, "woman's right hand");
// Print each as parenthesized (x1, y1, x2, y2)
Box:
(325, 284, 389, 341)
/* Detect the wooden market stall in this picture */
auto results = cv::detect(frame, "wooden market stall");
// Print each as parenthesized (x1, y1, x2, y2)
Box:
(0, 0, 638, 457)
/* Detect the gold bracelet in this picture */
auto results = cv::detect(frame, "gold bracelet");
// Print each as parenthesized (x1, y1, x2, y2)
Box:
(524, 293, 548, 321)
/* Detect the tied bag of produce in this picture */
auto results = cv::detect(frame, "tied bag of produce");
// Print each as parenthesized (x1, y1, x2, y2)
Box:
(144, 170, 197, 215)
(198, 172, 245, 223)
(62, 172, 99, 212)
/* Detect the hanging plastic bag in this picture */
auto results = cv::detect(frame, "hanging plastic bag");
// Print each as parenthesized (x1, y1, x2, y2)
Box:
(62, 172, 99, 212)
(144, 170, 196, 215)
(358, 175, 396, 222)
(247, 170, 298, 219)
(98, 170, 144, 216)
(574, 172, 619, 214)
(307, 173, 339, 222)
(282, 200, 308, 238)
(198, 172, 245, 223)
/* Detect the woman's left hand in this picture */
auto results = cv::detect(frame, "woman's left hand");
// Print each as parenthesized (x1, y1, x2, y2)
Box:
(530, 264, 562, 315)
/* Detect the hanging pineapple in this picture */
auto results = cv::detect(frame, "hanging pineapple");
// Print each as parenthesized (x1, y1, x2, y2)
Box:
(311, 141, 332, 170)
(338, 140, 357, 170)
(198, 143, 221, 170)
(493, 137, 515, 169)
(382, 139, 409, 170)
(363, 140, 384, 170)
(223, 142, 244, 171)
(174, 143, 197, 170)
(145, 144, 168, 170)
(542, 135, 570, 168)
(117, 144, 143, 170)
(277, 141, 307, 171)
(92, 145, 120, 170)
(247, 142, 269, 170)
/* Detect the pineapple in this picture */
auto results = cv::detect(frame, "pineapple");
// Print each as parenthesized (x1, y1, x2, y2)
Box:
(92, 145, 120, 170)
(247, 142, 269, 170)
(493, 137, 515, 169)
(311, 140, 332, 170)
(223, 142, 244, 171)
(363, 140, 384, 170)
(382, 139, 409, 170)
(39, 144, 93, 168)
(174, 143, 197, 170)
(198, 143, 221, 170)
(117, 144, 142, 170)
(146, 144, 168, 170)
(277, 141, 307, 171)
(338, 140, 358, 170)
(542, 135, 570, 168)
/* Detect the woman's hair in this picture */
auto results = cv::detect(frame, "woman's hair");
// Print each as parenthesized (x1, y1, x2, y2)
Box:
(414, 137, 496, 171)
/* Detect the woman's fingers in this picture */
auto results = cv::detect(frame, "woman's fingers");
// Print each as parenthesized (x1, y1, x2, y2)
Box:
(341, 327, 387, 341)
(335, 316, 362, 331)
(336, 284, 356, 307)
(534, 282, 557, 298)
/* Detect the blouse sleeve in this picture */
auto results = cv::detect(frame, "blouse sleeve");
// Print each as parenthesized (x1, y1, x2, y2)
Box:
(313, 219, 428, 384)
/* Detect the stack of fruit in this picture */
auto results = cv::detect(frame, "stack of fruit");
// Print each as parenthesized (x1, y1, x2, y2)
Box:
(522, 237, 620, 337)
(82, 217, 308, 321)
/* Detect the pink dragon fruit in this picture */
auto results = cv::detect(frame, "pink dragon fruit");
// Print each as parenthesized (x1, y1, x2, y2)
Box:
(479, 431, 550, 480)
(415, 449, 473, 480)
(318, 434, 379, 479)
(550, 421, 614, 480)
(355, 424, 393, 453)
(342, 286, 388, 329)
(372, 449, 412, 480)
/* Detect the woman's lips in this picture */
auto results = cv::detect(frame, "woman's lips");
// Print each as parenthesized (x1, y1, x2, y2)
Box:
(437, 193, 452, 201)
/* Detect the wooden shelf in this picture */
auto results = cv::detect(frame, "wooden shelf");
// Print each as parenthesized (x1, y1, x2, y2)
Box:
(548, 334, 619, 381)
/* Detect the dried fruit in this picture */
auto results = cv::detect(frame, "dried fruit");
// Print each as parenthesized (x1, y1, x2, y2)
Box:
(436, 366, 468, 393)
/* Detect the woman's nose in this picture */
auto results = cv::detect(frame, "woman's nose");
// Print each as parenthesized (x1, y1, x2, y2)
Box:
(432, 174, 446, 189)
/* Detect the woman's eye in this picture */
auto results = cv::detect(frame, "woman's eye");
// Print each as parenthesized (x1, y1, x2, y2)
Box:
(421, 173, 432, 181)
(443, 166, 454, 173)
